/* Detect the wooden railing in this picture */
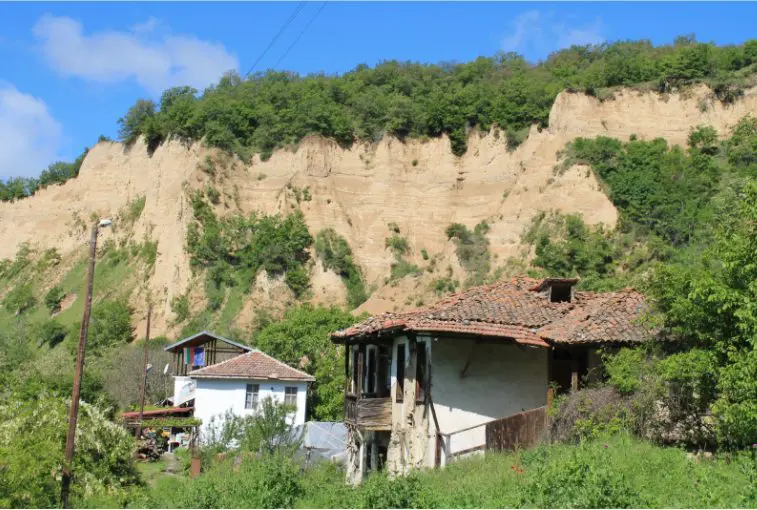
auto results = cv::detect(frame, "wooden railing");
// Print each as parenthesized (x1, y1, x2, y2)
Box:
(344, 394, 392, 430)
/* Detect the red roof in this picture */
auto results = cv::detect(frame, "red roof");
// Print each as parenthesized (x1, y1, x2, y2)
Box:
(332, 277, 652, 347)
(188, 350, 315, 382)
(121, 407, 194, 420)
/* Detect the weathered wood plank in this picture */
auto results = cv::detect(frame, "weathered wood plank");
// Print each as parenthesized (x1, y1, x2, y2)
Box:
(356, 397, 392, 429)
(485, 406, 547, 451)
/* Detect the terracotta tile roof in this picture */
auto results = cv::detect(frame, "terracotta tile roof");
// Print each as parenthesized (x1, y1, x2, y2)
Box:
(188, 350, 315, 382)
(538, 289, 651, 344)
(332, 277, 653, 347)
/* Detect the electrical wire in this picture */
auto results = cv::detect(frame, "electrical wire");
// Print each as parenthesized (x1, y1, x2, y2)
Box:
(244, 1, 307, 77)
(272, 1, 328, 70)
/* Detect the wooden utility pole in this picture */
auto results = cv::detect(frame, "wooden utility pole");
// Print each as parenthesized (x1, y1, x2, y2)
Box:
(61, 223, 99, 509)
(135, 304, 153, 439)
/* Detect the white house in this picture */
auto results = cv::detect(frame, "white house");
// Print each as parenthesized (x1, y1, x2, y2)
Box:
(331, 276, 653, 484)
(187, 349, 315, 440)
(164, 331, 254, 407)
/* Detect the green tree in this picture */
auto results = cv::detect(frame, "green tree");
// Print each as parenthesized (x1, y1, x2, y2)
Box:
(254, 305, 363, 421)
(648, 181, 757, 447)
(88, 298, 134, 354)
(0, 391, 139, 508)
(118, 98, 157, 145)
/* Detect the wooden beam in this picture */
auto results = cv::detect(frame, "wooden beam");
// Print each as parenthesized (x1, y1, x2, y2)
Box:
(571, 355, 579, 393)
(357, 347, 364, 397)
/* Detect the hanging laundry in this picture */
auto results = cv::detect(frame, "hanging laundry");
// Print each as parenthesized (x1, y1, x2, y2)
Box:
(184, 347, 190, 365)
(194, 347, 205, 367)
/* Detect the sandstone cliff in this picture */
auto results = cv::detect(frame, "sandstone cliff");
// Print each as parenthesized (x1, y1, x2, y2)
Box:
(1, 84, 755, 336)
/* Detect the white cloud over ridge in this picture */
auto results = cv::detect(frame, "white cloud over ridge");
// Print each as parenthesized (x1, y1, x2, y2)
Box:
(33, 14, 239, 95)
(502, 10, 604, 61)
(0, 84, 62, 179)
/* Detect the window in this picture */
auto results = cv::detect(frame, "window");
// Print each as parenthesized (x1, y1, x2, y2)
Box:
(378, 345, 392, 397)
(245, 384, 259, 409)
(366, 347, 377, 395)
(351, 348, 359, 394)
(396, 343, 405, 403)
(550, 283, 572, 303)
(285, 387, 298, 407)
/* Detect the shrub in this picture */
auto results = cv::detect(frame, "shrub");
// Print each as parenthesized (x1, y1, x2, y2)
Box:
(0, 392, 140, 508)
(315, 228, 368, 308)
(171, 294, 190, 323)
(37, 319, 68, 348)
(385, 234, 410, 257)
(123, 196, 146, 225)
(517, 442, 647, 508)
(445, 221, 491, 286)
(88, 298, 134, 354)
(44, 284, 65, 313)
(284, 265, 310, 298)
(2, 283, 36, 314)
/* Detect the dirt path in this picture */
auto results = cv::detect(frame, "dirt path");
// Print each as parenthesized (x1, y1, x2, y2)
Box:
(162, 452, 179, 475)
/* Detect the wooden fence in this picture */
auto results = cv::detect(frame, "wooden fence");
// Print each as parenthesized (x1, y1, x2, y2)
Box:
(440, 406, 548, 466)
(485, 406, 547, 451)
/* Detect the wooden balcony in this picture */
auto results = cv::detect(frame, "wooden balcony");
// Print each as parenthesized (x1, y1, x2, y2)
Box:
(344, 394, 392, 430)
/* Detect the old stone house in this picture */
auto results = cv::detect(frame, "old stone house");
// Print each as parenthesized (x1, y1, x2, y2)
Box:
(331, 277, 652, 484)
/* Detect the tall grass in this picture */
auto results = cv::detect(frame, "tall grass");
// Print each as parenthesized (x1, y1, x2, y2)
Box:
(114, 435, 756, 509)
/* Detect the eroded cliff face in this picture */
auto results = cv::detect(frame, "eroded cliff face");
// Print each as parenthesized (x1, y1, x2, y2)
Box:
(2, 84, 755, 335)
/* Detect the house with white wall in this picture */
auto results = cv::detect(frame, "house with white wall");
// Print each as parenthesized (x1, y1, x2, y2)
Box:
(331, 276, 653, 484)
(188, 349, 315, 440)
(164, 331, 253, 407)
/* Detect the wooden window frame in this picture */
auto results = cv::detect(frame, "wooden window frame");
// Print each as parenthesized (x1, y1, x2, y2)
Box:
(245, 383, 259, 409)
(396, 342, 405, 403)
(284, 386, 298, 408)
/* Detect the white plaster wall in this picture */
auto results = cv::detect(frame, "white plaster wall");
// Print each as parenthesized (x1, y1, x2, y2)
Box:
(429, 339, 548, 457)
(193, 378, 308, 440)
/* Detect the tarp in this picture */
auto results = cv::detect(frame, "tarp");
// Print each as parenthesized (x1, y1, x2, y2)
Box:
(293, 421, 347, 464)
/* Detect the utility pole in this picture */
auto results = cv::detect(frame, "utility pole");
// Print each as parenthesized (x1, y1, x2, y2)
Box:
(135, 304, 153, 439)
(61, 219, 110, 509)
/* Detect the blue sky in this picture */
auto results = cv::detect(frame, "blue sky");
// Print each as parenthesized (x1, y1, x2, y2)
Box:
(1, 1, 756, 179)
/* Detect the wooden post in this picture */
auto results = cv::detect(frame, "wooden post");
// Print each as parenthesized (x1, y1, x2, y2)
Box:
(135, 304, 153, 439)
(61, 223, 99, 509)
(344, 344, 350, 394)
(570, 355, 579, 393)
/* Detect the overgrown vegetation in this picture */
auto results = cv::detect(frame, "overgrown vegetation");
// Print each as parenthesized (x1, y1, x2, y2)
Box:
(0, 392, 140, 508)
(83, 434, 756, 508)
(445, 221, 492, 287)
(186, 192, 314, 300)
(384, 223, 422, 282)
(314, 228, 368, 308)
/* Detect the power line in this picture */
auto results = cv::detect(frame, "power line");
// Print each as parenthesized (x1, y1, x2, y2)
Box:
(272, 1, 328, 70)
(244, 1, 307, 78)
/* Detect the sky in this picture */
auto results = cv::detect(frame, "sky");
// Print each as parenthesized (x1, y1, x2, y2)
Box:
(1, 1, 756, 180)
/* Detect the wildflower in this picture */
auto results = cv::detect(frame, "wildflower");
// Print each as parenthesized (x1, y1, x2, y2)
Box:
(603, 444, 608, 449)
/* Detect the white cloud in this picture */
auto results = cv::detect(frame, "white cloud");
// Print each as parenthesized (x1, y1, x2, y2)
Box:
(502, 10, 604, 60)
(32, 14, 239, 95)
(0, 84, 62, 179)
